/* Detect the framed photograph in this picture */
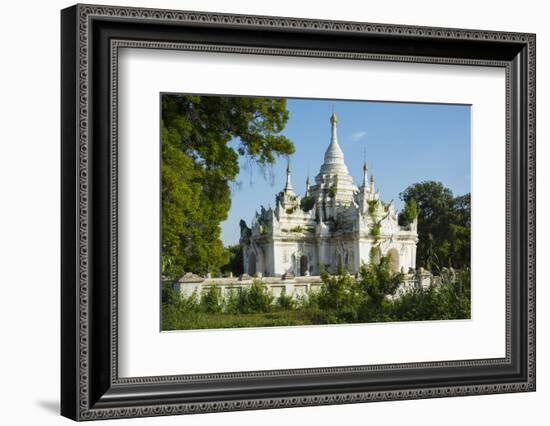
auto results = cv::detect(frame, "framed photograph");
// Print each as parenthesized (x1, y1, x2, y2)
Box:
(61, 4, 536, 421)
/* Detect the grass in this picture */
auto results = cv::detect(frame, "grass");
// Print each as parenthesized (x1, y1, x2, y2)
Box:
(162, 307, 326, 330)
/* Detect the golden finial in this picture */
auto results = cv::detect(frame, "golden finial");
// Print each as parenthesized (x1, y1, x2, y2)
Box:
(330, 111, 337, 125)
(363, 161, 368, 172)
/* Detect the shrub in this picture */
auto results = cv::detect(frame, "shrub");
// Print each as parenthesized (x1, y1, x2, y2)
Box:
(237, 280, 274, 313)
(367, 200, 378, 215)
(399, 198, 418, 227)
(356, 257, 403, 321)
(301, 289, 320, 309)
(224, 288, 240, 314)
(390, 269, 471, 321)
(360, 257, 403, 301)
(161, 288, 200, 330)
(318, 269, 363, 322)
(161, 284, 180, 304)
(300, 196, 315, 212)
(201, 286, 222, 314)
(277, 288, 295, 310)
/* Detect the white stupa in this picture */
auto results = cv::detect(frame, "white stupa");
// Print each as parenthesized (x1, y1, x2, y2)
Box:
(239, 112, 418, 276)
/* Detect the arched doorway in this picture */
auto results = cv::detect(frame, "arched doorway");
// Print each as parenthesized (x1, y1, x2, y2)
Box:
(248, 252, 256, 275)
(300, 255, 308, 276)
(387, 248, 400, 273)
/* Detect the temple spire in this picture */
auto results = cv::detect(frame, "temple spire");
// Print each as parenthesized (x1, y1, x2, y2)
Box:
(362, 161, 368, 186)
(319, 111, 348, 175)
(330, 111, 338, 142)
(311, 111, 358, 207)
(284, 159, 293, 192)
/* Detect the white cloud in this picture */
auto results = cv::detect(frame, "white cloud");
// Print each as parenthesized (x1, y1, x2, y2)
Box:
(349, 130, 367, 143)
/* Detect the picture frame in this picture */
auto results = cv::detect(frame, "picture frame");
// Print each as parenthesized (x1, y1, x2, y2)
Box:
(60, 3, 536, 421)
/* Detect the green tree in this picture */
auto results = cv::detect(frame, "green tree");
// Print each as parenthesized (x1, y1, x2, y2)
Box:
(400, 181, 470, 271)
(161, 95, 294, 279)
(221, 244, 244, 277)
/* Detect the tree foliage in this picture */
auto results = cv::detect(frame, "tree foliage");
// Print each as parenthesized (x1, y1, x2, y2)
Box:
(242, 280, 274, 313)
(357, 257, 403, 320)
(315, 258, 404, 323)
(399, 181, 470, 271)
(391, 269, 471, 321)
(398, 198, 418, 227)
(201, 286, 223, 314)
(220, 244, 244, 277)
(318, 268, 362, 322)
(161, 95, 294, 279)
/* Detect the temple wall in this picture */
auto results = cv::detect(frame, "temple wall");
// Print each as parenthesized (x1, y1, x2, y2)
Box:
(270, 241, 319, 276)
(170, 269, 445, 303)
(172, 275, 324, 301)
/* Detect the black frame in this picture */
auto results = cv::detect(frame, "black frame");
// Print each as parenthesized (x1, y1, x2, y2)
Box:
(61, 4, 536, 421)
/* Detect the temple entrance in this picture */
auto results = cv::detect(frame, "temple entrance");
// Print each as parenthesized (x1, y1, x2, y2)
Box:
(248, 252, 256, 276)
(387, 248, 400, 273)
(300, 255, 308, 276)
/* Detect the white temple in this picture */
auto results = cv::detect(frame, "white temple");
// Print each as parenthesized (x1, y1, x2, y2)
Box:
(239, 112, 418, 277)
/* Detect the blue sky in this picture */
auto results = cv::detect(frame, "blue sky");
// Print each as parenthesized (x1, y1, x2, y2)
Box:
(221, 98, 471, 245)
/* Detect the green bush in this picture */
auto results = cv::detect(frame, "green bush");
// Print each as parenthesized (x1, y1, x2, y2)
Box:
(160, 264, 471, 330)
(235, 280, 274, 314)
(277, 288, 295, 310)
(367, 200, 378, 215)
(161, 284, 179, 304)
(161, 288, 200, 329)
(391, 270, 470, 321)
(356, 257, 403, 322)
(300, 196, 315, 212)
(201, 286, 222, 314)
(317, 269, 362, 322)
(224, 288, 240, 314)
